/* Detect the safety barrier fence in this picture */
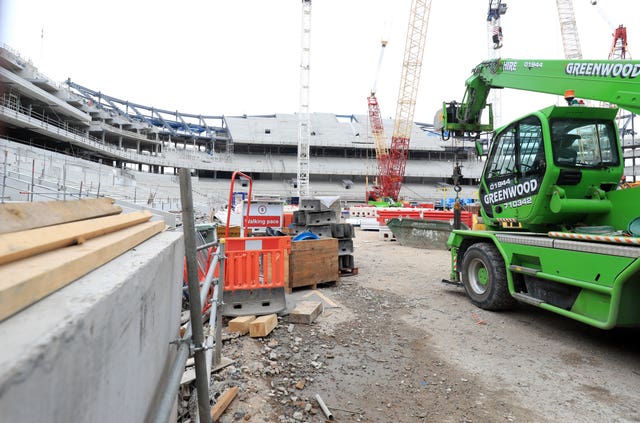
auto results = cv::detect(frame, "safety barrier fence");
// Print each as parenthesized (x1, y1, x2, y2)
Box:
(376, 208, 474, 228)
(221, 236, 291, 291)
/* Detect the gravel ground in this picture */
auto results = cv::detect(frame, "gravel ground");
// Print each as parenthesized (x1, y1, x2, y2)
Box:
(179, 228, 640, 423)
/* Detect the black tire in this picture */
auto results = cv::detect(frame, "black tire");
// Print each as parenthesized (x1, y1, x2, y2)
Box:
(461, 243, 516, 310)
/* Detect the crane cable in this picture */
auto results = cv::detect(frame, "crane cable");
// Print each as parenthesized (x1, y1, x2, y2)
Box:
(590, 1, 615, 31)
(371, 40, 388, 96)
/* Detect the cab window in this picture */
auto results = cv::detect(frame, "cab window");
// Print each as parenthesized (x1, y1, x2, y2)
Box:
(550, 120, 618, 167)
(486, 116, 543, 179)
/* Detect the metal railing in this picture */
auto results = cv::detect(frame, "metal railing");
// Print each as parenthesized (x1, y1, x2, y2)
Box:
(0, 140, 189, 209)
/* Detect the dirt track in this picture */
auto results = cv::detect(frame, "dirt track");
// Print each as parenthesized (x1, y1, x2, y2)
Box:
(192, 228, 640, 423)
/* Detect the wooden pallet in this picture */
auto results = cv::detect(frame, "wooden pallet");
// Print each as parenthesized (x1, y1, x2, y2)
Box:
(339, 267, 359, 276)
(286, 279, 339, 293)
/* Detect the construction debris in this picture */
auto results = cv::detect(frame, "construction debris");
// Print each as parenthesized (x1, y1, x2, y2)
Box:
(315, 393, 334, 421)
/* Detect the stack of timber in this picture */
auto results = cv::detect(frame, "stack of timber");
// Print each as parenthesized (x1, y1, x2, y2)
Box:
(228, 314, 279, 337)
(0, 198, 165, 322)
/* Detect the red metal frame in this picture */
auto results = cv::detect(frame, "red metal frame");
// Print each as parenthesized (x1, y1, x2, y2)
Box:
(225, 171, 253, 238)
(610, 25, 629, 60)
(367, 95, 389, 200)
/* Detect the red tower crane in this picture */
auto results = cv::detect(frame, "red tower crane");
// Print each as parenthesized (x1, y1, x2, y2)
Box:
(376, 0, 431, 202)
(609, 25, 630, 60)
(366, 40, 389, 201)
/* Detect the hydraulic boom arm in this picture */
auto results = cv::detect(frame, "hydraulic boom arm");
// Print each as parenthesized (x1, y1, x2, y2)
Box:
(444, 58, 640, 137)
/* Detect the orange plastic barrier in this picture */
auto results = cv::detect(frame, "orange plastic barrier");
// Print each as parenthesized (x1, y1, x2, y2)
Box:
(221, 236, 291, 291)
(376, 209, 422, 224)
(422, 210, 473, 228)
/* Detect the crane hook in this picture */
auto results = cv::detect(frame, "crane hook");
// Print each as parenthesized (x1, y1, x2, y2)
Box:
(452, 163, 463, 229)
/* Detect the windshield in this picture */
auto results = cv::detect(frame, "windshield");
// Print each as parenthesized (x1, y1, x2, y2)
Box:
(550, 119, 619, 167)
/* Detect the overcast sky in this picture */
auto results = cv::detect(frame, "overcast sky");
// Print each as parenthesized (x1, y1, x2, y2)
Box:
(1, 0, 638, 127)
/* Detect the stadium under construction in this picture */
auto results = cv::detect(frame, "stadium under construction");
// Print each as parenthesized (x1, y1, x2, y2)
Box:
(0, 45, 483, 210)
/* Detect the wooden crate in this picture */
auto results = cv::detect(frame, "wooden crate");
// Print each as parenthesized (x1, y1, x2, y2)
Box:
(287, 238, 338, 292)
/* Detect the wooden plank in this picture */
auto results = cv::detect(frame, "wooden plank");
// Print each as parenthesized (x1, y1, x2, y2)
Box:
(0, 220, 165, 322)
(0, 211, 153, 265)
(210, 386, 239, 422)
(249, 313, 278, 337)
(228, 315, 256, 335)
(0, 198, 121, 234)
(303, 289, 338, 308)
(289, 301, 323, 325)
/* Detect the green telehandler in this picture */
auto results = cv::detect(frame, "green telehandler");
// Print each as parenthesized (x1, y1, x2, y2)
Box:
(442, 58, 640, 329)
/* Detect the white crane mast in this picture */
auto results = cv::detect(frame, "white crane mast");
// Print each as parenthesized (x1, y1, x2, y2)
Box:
(297, 0, 312, 197)
(556, 0, 583, 59)
(486, 0, 506, 127)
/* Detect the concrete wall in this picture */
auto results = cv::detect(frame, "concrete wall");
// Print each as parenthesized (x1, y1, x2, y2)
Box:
(0, 230, 184, 423)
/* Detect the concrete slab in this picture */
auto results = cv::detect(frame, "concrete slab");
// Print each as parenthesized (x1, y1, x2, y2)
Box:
(0, 230, 184, 423)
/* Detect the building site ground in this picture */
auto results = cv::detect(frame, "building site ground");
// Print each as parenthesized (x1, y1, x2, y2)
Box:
(182, 229, 640, 423)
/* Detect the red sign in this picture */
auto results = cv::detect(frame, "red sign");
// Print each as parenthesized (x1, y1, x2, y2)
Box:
(244, 216, 282, 227)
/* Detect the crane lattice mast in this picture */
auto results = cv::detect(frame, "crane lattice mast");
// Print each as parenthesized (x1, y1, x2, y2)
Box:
(604, 23, 636, 180)
(380, 0, 431, 201)
(486, 1, 506, 127)
(556, 0, 583, 59)
(367, 40, 389, 200)
(368, 40, 389, 160)
(297, 0, 312, 197)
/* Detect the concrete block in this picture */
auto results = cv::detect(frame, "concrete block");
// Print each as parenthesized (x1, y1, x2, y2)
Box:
(306, 224, 332, 238)
(338, 239, 354, 256)
(330, 223, 345, 238)
(299, 198, 322, 212)
(289, 301, 323, 325)
(379, 226, 396, 241)
(293, 210, 307, 225)
(305, 210, 336, 225)
(330, 222, 355, 239)
(339, 254, 355, 270)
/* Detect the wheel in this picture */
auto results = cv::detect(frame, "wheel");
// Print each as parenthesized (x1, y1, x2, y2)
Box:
(461, 243, 516, 310)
